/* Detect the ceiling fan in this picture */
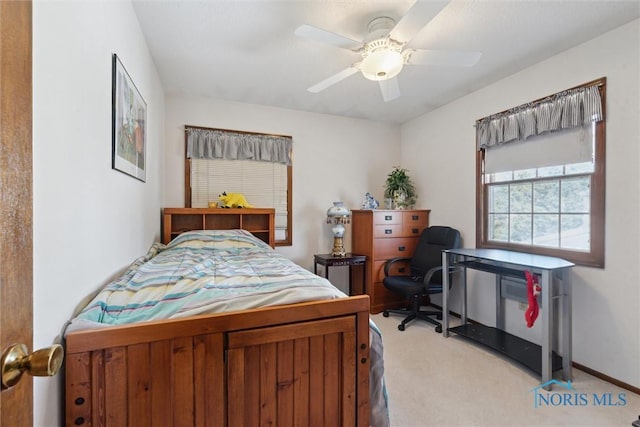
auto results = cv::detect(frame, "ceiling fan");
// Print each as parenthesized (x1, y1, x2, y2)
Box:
(294, 0, 481, 102)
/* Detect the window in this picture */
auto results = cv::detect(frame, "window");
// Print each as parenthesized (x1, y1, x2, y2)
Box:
(184, 126, 293, 246)
(190, 158, 290, 242)
(476, 79, 605, 267)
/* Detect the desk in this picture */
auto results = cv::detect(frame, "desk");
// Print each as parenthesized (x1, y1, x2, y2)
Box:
(442, 248, 574, 389)
(314, 253, 366, 296)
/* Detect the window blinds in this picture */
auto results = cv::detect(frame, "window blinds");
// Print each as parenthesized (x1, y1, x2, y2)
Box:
(191, 158, 289, 239)
(478, 79, 603, 174)
(484, 124, 594, 174)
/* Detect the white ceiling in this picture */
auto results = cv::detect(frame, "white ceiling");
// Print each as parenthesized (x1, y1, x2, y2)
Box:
(132, 0, 640, 124)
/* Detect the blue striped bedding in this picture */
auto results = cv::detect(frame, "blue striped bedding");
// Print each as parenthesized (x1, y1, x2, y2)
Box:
(65, 229, 389, 427)
(67, 229, 346, 330)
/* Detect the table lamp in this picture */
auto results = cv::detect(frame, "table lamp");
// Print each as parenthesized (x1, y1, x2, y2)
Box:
(326, 201, 351, 257)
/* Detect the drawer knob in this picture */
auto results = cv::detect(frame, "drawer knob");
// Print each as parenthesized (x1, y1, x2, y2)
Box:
(398, 246, 406, 252)
(412, 215, 419, 220)
(384, 229, 392, 234)
(412, 228, 419, 234)
(384, 215, 392, 221)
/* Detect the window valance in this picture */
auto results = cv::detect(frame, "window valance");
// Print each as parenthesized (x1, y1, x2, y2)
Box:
(186, 127, 292, 165)
(476, 81, 604, 149)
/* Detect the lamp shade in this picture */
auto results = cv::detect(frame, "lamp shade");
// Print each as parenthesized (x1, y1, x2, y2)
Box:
(327, 201, 351, 218)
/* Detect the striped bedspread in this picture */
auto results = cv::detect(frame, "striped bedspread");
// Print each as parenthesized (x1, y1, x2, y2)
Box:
(65, 229, 390, 427)
(67, 229, 346, 330)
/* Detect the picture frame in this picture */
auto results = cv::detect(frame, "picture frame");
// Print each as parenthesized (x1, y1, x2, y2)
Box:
(112, 54, 146, 182)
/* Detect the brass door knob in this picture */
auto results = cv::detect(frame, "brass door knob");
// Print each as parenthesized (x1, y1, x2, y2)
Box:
(1, 344, 64, 388)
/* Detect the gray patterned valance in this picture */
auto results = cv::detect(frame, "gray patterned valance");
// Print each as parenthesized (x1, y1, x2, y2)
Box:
(186, 127, 292, 165)
(476, 82, 604, 149)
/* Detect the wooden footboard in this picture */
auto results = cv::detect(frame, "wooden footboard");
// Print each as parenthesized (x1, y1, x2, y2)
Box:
(65, 296, 370, 427)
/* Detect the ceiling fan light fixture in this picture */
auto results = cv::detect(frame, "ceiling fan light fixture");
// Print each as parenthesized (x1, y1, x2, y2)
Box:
(360, 37, 405, 81)
(361, 49, 404, 81)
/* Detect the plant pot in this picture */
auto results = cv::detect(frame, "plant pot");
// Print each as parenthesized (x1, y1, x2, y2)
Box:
(393, 191, 406, 209)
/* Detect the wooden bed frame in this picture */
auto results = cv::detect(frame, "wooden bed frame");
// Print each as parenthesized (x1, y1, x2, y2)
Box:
(65, 209, 371, 426)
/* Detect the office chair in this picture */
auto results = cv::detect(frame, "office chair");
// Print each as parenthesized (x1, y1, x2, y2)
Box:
(382, 226, 461, 332)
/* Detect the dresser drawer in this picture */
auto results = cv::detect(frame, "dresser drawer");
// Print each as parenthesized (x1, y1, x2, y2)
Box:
(373, 211, 402, 225)
(402, 211, 429, 226)
(373, 259, 411, 282)
(374, 224, 403, 238)
(374, 237, 418, 260)
(402, 224, 424, 237)
(377, 224, 426, 238)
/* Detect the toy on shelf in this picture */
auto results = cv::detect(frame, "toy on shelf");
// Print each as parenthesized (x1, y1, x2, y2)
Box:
(218, 192, 254, 208)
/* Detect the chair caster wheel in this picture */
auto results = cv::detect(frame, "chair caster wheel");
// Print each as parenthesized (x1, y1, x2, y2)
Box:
(436, 314, 443, 320)
(398, 324, 405, 331)
(382, 311, 390, 317)
(435, 325, 442, 333)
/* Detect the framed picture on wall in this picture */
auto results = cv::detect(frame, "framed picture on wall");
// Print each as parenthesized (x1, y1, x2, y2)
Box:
(112, 53, 146, 182)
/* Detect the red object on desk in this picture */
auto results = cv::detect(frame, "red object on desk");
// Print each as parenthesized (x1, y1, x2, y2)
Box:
(525, 270, 541, 328)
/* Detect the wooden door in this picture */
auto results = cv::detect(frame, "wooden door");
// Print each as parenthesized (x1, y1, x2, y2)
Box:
(0, 1, 34, 425)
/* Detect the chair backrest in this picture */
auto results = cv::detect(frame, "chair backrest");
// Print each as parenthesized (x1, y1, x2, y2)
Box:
(409, 226, 461, 283)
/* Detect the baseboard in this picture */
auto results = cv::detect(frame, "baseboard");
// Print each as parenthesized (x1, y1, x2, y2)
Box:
(433, 304, 640, 396)
(572, 362, 640, 395)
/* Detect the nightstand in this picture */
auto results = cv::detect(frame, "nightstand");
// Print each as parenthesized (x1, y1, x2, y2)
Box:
(313, 253, 367, 296)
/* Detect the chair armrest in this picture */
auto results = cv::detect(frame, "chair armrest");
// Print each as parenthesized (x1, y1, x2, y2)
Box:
(423, 265, 444, 285)
(423, 265, 464, 288)
(384, 257, 412, 277)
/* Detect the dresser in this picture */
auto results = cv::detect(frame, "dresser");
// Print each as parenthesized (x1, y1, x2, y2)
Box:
(351, 209, 430, 313)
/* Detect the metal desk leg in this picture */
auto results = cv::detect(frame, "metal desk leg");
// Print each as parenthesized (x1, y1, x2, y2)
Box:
(541, 269, 552, 389)
(496, 274, 504, 330)
(442, 251, 450, 337)
(314, 261, 318, 275)
(562, 267, 573, 381)
(461, 264, 467, 325)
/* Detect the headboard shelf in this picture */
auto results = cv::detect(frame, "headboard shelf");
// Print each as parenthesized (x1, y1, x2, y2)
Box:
(162, 208, 275, 247)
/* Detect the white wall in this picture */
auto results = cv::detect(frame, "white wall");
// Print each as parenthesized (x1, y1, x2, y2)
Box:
(33, 1, 165, 425)
(164, 96, 400, 274)
(401, 19, 640, 388)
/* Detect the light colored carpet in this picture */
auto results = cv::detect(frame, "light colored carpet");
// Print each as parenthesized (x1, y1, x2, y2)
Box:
(372, 313, 640, 427)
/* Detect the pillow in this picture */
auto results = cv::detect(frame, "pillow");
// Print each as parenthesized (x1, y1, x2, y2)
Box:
(167, 229, 271, 251)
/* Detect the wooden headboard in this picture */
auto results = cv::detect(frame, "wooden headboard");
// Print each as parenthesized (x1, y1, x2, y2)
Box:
(161, 208, 276, 247)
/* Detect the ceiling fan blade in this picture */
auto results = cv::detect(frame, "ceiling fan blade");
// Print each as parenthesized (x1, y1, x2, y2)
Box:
(388, 0, 450, 43)
(308, 67, 360, 93)
(295, 24, 362, 51)
(407, 49, 482, 67)
(379, 77, 401, 102)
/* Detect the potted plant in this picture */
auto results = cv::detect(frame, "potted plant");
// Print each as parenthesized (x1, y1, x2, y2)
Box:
(384, 166, 417, 209)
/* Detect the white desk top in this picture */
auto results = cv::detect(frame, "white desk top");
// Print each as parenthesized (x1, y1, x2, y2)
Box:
(445, 248, 575, 270)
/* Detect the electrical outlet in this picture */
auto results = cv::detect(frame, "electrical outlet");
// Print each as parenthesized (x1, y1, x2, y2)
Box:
(518, 302, 528, 311)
